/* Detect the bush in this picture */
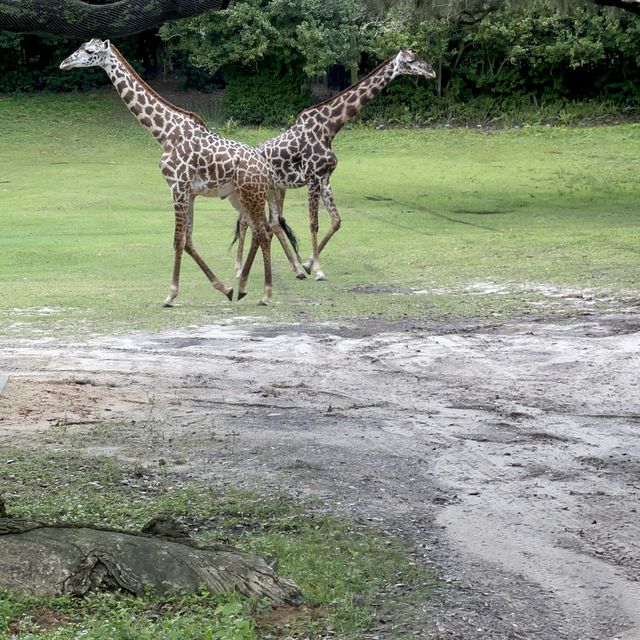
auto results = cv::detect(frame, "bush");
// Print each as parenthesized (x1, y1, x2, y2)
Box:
(220, 68, 312, 126)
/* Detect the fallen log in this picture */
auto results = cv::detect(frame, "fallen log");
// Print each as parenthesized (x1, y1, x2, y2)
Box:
(0, 516, 301, 605)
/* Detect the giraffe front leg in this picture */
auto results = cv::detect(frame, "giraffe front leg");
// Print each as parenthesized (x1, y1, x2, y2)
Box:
(185, 241, 234, 301)
(183, 196, 233, 301)
(257, 220, 274, 306)
(317, 180, 341, 254)
(234, 216, 249, 278)
(163, 205, 187, 307)
(303, 182, 325, 281)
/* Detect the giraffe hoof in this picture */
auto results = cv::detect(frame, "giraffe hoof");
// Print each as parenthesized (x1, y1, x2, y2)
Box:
(296, 271, 307, 280)
(315, 271, 326, 281)
(257, 299, 269, 307)
(162, 300, 175, 308)
(237, 291, 248, 301)
(225, 289, 233, 301)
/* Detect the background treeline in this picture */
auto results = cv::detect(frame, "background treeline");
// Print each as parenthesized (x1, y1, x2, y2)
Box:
(1, 0, 640, 125)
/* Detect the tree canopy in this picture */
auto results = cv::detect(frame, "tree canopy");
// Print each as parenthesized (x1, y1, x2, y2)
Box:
(160, 0, 365, 76)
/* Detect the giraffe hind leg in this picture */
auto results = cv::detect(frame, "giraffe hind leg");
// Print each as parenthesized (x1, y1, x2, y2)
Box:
(239, 212, 273, 306)
(303, 180, 341, 280)
(304, 181, 325, 281)
(257, 224, 273, 306)
(267, 189, 307, 279)
(270, 218, 307, 280)
(317, 181, 341, 255)
(229, 188, 274, 304)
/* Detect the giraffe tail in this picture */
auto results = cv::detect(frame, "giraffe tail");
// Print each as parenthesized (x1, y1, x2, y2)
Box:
(230, 218, 241, 247)
(279, 216, 300, 258)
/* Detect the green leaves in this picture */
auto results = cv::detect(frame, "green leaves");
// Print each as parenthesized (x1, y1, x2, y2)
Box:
(220, 67, 312, 125)
(160, 0, 366, 76)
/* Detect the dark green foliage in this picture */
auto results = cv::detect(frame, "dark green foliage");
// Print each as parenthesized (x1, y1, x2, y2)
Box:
(159, 0, 364, 77)
(171, 52, 225, 92)
(1, 0, 640, 124)
(0, 30, 161, 93)
(361, 0, 640, 124)
(221, 67, 313, 125)
(359, 77, 437, 125)
(0, 32, 106, 92)
(451, 0, 640, 103)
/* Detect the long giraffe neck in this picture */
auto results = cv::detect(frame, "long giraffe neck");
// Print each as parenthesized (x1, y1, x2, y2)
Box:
(102, 45, 207, 147)
(302, 58, 396, 137)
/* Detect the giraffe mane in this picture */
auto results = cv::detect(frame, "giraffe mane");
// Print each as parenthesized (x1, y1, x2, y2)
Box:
(109, 44, 208, 130)
(299, 55, 394, 114)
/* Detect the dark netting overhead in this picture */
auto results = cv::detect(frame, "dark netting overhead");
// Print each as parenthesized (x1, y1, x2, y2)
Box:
(594, 0, 640, 13)
(0, 0, 230, 38)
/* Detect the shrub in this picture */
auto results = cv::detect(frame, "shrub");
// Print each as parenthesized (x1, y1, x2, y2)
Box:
(220, 68, 312, 126)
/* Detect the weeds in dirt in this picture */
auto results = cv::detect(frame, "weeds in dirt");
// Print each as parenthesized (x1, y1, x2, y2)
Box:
(0, 591, 256, 640)
(0, 449, 437, 638)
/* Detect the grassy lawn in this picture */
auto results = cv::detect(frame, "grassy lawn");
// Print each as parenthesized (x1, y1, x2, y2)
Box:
(0, 91, 638, 336)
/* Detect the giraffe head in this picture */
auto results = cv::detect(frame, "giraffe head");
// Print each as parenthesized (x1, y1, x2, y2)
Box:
(392, 47, 436, 81)
(60, 39, 111, 70)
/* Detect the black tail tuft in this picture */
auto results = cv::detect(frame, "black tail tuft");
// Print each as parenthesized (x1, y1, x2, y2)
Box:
(230, 217, 241, 247)
(279, 216, 300, 257)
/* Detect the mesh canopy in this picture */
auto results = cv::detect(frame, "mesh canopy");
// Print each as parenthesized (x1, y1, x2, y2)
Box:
(0, 0, 230, 38)
(594, 0, 640, 13)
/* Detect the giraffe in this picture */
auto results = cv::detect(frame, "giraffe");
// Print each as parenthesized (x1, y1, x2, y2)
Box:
(235, 48, 436, 281)
(59, 39, 304, 307)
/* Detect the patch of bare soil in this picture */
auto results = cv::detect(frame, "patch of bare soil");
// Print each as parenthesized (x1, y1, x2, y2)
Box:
(1, 311, 639, 639)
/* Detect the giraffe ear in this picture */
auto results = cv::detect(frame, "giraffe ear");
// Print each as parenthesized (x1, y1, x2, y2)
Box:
(400, 46, 407, 53)
(103, 40, 110, 49)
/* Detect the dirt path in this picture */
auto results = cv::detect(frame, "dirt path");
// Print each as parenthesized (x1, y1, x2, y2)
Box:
(1, 312, 639, 639)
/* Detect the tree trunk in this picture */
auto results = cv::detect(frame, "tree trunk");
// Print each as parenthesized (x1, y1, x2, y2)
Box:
(350, 63, 359, 86)
(0, 517, 301, 605)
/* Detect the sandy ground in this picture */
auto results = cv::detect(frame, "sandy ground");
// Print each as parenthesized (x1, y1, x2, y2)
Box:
(1, 310, 639, 640)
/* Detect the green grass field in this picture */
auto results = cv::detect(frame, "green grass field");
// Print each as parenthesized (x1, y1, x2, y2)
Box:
(0, 91, 639, 336)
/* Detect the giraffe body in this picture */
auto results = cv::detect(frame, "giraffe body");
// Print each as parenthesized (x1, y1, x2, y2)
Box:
(60, 39, 294, 306)
(235, 48, 436, 281)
